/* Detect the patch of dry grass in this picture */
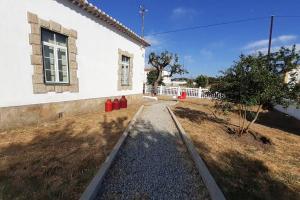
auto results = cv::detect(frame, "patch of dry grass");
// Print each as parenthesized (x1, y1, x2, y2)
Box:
(172, 99, 300, 200)
(0, 103, 142, 200)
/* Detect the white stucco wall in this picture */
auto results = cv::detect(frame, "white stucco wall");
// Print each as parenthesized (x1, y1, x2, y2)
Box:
(0, 0, 146, 107)
(286, 66, 300, 83)
(143, 70, 171, 85)
(162, 71, 171, 85)
(274, 104, 300, 120)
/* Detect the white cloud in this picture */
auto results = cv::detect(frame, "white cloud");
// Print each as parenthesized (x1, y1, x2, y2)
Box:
(277, 35, 297, 42)
(244, 39, 269, 50)
(171, 7, 198, 19)
(248, 43, 300, 54)
(243, 34, 297, 50)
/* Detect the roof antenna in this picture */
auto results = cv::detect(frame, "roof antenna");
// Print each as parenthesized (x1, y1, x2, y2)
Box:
(139, 5, 148, 38)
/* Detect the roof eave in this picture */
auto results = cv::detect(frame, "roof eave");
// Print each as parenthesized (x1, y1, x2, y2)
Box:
(69, 0, 150, 47)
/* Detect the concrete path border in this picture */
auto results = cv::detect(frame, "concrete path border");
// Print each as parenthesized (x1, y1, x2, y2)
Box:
(80, 105, 144, 200)
(167, 106, 226, 200)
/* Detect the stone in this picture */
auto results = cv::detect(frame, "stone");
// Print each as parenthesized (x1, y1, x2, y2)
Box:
(55, 86, 64, 93)
(69, 53, 76, 62)
(46, 85, 55, 92)
(32, 44, 42, 55)
(50, 20, 61, 32)
(33, 65, 43, 74)
(29, 34, 41, 45)
(39, 19, 50, 28)
(27, 12, 38, 24)
(31, 55, 42, 65)
(33, 84, 47, 93)
(70, 61, 78, 69)
(69, 29, 77, 39)
(70, 84, 79, 93)
(31, 24, 40, 34)
(68, 37, 76, 45)
(70, 73, 78, 84)
(32, 74, 44, 84)
(69, 44, 77, 54)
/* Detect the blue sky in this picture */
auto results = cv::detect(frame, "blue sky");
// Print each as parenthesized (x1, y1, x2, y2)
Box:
(89, 0, 300, 77)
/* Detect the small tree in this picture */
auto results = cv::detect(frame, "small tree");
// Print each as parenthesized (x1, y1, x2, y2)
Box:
(195, 75, 209, 88)
(147, 70, 164, 86)
(211, 46, 300, 134)
(148, 51, 188, 94)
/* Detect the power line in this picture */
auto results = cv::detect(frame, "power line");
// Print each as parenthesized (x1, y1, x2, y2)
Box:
(276, 15, 300, 18)
(148, 16, 269, 36)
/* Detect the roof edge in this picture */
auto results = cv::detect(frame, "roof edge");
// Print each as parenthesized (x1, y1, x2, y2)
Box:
(69, 0, 150, 47)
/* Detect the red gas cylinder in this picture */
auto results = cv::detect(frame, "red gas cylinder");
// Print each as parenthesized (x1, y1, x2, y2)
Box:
(119, 96, 127, 109)
(105, 99, 113, 112)
(182, 91, 187, 99)
(113, 98, 120, 110)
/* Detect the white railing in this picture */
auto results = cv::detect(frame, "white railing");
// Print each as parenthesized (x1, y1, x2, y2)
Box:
(144, 85, 223, 99)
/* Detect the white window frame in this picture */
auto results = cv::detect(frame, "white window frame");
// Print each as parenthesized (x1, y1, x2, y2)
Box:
(121, 55, 130, 86)
(42, 31, 69, 84)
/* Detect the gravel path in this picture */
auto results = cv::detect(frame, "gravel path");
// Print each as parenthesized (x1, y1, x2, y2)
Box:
(97, 101, 210, 200)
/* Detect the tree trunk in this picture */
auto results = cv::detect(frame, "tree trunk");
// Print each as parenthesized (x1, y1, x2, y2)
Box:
(238, 104, 242, 134)
(240, 106, 247, 135)
(153, 70, 163, 95)
(153, 81, 158, 95)
(238, 105, 247, 135)
(244, 104, 262, 133)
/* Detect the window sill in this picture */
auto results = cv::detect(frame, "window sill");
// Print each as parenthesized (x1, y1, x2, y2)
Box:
(44, 82, 71, 86)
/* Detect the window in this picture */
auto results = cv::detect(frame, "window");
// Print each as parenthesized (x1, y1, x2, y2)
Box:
(41, 29, 69, 84)
(121, 55, 130, 85)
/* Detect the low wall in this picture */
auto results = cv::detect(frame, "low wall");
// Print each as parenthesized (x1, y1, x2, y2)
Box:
(274, 104, 300, 120)
(0, 94, 142, 131)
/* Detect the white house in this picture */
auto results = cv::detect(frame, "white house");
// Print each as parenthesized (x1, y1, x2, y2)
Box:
(143, 67, 172, 85)
(0, 0, 150, 130)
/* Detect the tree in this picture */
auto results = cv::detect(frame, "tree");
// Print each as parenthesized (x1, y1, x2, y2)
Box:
(186, 79, 195, 87)
(207, 76, 220, 86)
(211, 46, 300, 135)
(147, 70, 164, 86)
(148, 51, 188, 94)
(195, 75, 209, 87)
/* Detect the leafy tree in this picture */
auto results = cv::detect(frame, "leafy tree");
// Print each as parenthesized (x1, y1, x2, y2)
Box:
(195, 75, 209, 87)
(186, 79, 195, 87)
(147, 70, 164, 86)
(208, 76, 220, 86)
(148, 51, 188, 94)
(211, 46, 300, 135)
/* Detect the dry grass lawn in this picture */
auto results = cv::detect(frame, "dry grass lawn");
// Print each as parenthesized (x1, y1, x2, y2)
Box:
(172, 98, 300, 200)
(0, 103, 142, 200)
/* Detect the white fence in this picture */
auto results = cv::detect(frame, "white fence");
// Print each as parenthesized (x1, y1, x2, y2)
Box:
(144, 85, 223, 99)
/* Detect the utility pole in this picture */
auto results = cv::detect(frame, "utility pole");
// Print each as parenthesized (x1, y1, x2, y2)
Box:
(139, 5, 148, 38)
(267, 15, 274, 57)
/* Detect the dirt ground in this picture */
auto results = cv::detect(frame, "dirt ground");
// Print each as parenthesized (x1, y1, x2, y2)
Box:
(172, 98, 300, 200)
(0, 102, 142, 200)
